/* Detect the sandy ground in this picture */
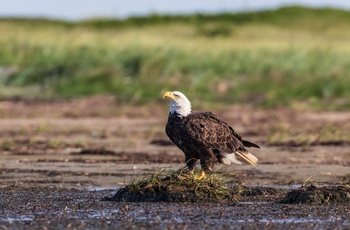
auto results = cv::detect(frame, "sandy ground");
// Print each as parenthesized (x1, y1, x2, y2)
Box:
(0, 96, 349, 229)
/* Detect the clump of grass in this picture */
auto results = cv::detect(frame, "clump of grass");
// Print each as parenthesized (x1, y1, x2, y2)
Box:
(105, 168, 231, 202)
(280, 180, 350, 204)
(104, 168, 290, 203)
(0, 140, 15, 151)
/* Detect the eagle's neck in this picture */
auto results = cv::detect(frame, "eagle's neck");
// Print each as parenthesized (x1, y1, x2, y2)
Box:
(169, 103, 191, 118)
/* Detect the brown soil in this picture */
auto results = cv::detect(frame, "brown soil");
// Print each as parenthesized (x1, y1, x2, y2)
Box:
(0, 96, 350, 229)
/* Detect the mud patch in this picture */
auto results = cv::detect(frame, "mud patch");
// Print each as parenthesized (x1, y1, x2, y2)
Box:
(231, 185, 286, 197)
(280, 182, 350, 204)
(72, 148, 118, 156)
(149, 138, 174, 146)
(1, 185, 349, 229)
(71, 148, 183, 164)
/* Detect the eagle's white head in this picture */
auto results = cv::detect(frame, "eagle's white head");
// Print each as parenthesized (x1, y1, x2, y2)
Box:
(163, 91, 192, 117)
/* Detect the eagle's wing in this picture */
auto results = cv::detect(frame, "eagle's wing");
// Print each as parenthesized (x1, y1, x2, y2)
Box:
(185, 112, 248, 153)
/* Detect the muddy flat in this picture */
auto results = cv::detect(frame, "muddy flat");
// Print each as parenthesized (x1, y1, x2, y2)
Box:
(0, 96, 349, 229)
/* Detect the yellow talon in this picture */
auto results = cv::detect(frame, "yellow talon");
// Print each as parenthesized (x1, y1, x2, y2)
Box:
(194, 170, 206, 180)
(189, 170, 194, 175)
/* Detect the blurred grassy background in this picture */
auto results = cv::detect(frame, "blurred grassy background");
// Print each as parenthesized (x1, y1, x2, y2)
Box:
(1, 6, 350, 110)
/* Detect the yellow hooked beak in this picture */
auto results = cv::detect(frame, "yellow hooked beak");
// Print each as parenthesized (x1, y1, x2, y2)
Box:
(163, 91, 176, 100)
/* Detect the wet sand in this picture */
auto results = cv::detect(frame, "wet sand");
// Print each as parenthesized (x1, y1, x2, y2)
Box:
(1, 186, 349, 229)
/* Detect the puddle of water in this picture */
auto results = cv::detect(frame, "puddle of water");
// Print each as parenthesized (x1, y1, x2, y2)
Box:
(239, 201, 269, 205)
(241, 184, 301, 190)
(259, 217, 346, 225)
(262, 184, 302, 190)
(1, 211, 345, 226)
(87, 210, 119, 218)
(85, 186, 120, 191)
(236, 183, 343, 190)
(1, 216, 34, 223)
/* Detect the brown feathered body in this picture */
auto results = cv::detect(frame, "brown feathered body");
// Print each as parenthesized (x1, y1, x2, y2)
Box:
(165, 111, 259, 172)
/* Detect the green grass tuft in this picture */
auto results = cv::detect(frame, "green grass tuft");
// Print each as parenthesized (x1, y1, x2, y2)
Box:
(108, 168, 231, 202)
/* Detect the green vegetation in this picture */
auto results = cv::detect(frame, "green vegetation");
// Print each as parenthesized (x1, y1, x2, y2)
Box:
(108, 168, 231, 202)
(1, 6, 350, 109)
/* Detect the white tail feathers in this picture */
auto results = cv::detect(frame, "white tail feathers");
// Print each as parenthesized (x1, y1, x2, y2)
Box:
(234, 150, 258, 166)
(219, 150, 258, 166)
(220, 152, 243, 165)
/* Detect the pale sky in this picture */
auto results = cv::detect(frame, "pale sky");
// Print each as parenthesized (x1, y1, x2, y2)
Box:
(1, 0, 350, 21)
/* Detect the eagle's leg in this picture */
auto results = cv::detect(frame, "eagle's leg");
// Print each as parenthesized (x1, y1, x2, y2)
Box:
(195, 149, 215, 180)
(185, 157, 197, 175)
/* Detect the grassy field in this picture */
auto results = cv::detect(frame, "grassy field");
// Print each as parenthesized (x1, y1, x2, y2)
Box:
(1, 6, 350, 110)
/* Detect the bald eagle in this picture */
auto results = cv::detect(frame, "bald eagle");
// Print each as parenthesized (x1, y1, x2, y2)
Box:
(163, 91, 259, 179)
